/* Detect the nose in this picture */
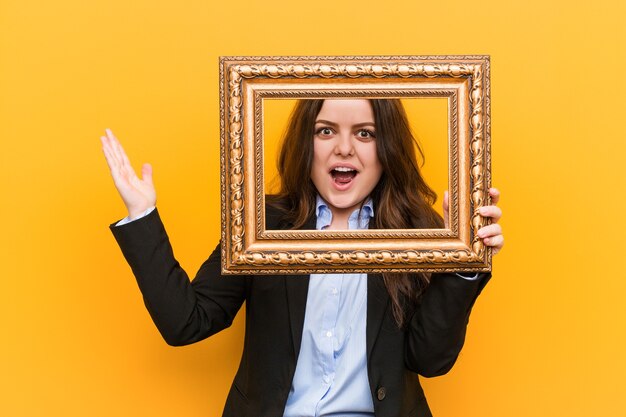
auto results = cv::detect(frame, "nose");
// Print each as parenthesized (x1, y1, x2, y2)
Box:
(334, 133, 354, 157)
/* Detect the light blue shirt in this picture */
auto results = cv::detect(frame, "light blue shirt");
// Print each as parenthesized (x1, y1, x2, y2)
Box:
(283, 196, 376, 417)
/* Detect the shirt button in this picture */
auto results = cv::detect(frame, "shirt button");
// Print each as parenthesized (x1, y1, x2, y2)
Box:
(377, 387, 386, 401)
(326, 331, 332, 338)
(323, 375, 330, 383)
(331, 288, 338, 295)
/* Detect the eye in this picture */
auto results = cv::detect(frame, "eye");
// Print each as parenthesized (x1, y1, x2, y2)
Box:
(315, 127, 334, 138)
(356, 129, 376, 139)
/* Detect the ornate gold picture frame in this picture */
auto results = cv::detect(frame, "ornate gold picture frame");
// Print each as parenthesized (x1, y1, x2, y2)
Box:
(219, 55, 491, 274)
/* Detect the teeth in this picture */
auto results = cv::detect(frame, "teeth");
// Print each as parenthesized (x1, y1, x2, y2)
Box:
(333, 167, 355, 172)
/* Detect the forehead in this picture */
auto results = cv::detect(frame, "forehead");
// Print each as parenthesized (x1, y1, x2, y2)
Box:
(316, 99, 374, 123)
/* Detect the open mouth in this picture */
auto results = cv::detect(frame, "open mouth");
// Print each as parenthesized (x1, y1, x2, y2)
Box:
(330, 166, 358, 185)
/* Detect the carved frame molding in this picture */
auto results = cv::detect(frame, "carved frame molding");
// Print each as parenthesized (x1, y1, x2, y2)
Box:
(219, 55, 491, 274)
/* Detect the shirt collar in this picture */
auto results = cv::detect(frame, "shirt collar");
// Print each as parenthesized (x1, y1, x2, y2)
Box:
(315, 195, 375, 230)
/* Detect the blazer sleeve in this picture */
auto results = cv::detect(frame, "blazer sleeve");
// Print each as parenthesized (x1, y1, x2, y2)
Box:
(404, 272, 491, 377)
(110, 208, 247, 346)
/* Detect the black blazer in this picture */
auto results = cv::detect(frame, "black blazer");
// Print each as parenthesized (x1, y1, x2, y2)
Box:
(111, 208, 490, 417)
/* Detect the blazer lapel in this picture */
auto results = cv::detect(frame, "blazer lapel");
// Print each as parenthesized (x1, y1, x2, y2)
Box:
(366, 273, 390, 359)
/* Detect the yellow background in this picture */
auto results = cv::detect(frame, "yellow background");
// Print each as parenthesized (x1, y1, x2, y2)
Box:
(1, 0, 625, 416)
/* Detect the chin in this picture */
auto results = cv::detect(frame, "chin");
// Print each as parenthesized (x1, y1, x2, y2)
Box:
(325, 194, 364, 210)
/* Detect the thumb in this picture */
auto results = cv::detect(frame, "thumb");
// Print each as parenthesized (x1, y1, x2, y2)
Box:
(141, 163, 153, 185)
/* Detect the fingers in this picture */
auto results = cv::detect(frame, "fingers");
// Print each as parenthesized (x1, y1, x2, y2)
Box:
(478, 223, 504, 254)
(483, 234, 504, 254)
(480, 188, 503, 254)
(103, 129, 141, 183)
(101, 134, 126, 186)
(106, 129, 134, 175)
(479, 205, 502, 222)
(477, 223, 502, 239)
(101, 130, 123, 170)
(488, 187, 500, 205)
(116, 136, 134, 173)
(105, 129, 124, 164)
(101, 135, 119, 170)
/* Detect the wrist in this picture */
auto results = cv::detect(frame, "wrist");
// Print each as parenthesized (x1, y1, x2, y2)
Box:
(128, 206, 152, 220)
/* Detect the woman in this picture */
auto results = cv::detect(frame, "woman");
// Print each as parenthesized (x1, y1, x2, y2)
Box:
(102, 98, 503, 417)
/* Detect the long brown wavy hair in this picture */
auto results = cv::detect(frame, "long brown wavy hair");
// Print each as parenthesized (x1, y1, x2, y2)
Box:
(269, 99, 444, 328)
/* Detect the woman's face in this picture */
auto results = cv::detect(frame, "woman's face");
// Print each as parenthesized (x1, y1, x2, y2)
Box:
(310, 99, 383, 219)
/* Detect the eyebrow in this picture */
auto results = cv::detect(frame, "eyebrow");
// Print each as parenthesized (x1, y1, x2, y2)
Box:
(315, 119, 376, 129)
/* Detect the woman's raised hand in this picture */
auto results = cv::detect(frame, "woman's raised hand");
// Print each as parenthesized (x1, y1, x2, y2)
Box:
(101, 129, 156, 219)
(443, 188, 504, 255)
